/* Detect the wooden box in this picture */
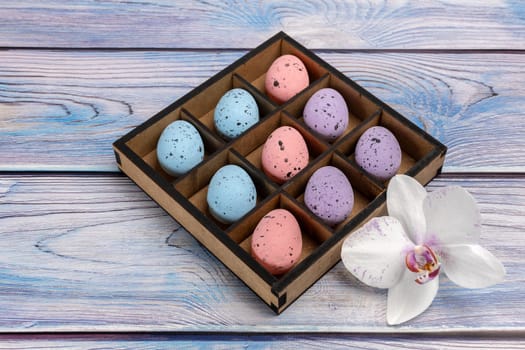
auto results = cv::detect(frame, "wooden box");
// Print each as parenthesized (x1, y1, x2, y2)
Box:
(113, 32, 446, 314)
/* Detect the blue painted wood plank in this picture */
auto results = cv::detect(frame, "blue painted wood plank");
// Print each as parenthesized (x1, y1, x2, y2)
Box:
(1, 50, 524, 172)
(0, 334, 523, 349)
(0, 175, 522, 332)
(0, 1, 524, 49)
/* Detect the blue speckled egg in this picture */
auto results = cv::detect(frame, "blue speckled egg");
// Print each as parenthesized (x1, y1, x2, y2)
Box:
(156, 120, 204, 176)
(214, 88, 259, 140)
(207, 164, 257, 224)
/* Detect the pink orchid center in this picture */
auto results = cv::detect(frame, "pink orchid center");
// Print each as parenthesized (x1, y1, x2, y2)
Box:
(405, 244, 441, 285)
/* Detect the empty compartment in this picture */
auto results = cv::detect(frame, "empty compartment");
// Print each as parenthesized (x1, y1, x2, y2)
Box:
(284, 151, 383, 233)
(283, 73, 382, 144)
(173, 148, 276, 230)
(236, 193, 331, 277)
(234, 37, 328, 103)
(232, 111, 329, 185)
(337, 108, 439, 184)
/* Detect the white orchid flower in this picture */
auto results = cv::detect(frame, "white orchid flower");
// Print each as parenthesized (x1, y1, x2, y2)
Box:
(341, 174, 505, 325)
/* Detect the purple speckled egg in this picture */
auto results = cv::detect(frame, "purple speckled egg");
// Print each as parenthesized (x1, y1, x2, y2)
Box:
(355, 126, 402, 181)
(303, 88, 349, 142)
(304, 166, 354, 226)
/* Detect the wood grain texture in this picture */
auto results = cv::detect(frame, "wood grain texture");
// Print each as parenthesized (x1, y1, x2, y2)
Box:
(1, 50, 524, 172)
(1, 1, 523, 347)
(0, 174, 523, 332)
(0, 335, 524, 350)
(0, 50, 244, 171)
(1, 1, 524, 49)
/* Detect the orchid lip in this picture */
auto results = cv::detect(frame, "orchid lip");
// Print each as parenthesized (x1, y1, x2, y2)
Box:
(405, 244, 441, 284)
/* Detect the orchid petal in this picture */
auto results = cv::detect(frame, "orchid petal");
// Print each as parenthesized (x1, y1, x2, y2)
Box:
(424, 186, 481, 246)
(341, 217, 413, 288)
(387, 270, 439, 325)
(440, 244, 505, 288)
(387, 175, 427, 244)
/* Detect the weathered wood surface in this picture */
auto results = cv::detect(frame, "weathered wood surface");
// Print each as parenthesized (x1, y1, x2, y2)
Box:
(1, 50, 524, 172)
(2, 0, 524, 346)
(0, 335, 523, 350)
(0, 174, 522, 333)
(1, 1, 525, 49)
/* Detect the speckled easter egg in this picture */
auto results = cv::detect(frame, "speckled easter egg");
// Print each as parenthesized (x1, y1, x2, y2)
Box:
(206, 164, 257, 224)
(303, 88, 349, 142)
(213, 88, 260, 140)
(156, 120, 204, 176)
(251, 209, 302, 275)
(304, 166, 354, 226)
(355, 126, 402, 181)
(265, 55, 309, 104)
(261, 126, 309, 184)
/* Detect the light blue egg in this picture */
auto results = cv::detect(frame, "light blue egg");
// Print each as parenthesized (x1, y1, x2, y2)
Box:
(156, 120, 204, 176)
(207, 164, 257, 224)
(214, 88, 259, 140)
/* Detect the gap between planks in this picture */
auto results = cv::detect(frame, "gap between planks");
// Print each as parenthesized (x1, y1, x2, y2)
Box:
(2, 171, 525, 178)
(2, 47, 525, 54)
(0, 331, 524, 339)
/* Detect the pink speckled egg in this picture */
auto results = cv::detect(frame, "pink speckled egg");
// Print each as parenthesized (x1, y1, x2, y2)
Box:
(303, 88, 349, 142)
(251, 209, 302, 275)
(261, 126, 309, 184)
(355, 126, 402, 181)
(265, 55, 309, 104)
(304, 166, 354, 226)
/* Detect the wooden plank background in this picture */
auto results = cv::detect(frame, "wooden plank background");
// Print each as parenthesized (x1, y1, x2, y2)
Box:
(0, 175, 523, 333)
(1, 1, 525, 49)
(1, 0, 524, 348)
(0, 334, 523, 349)
(1, 51, 524, 172)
